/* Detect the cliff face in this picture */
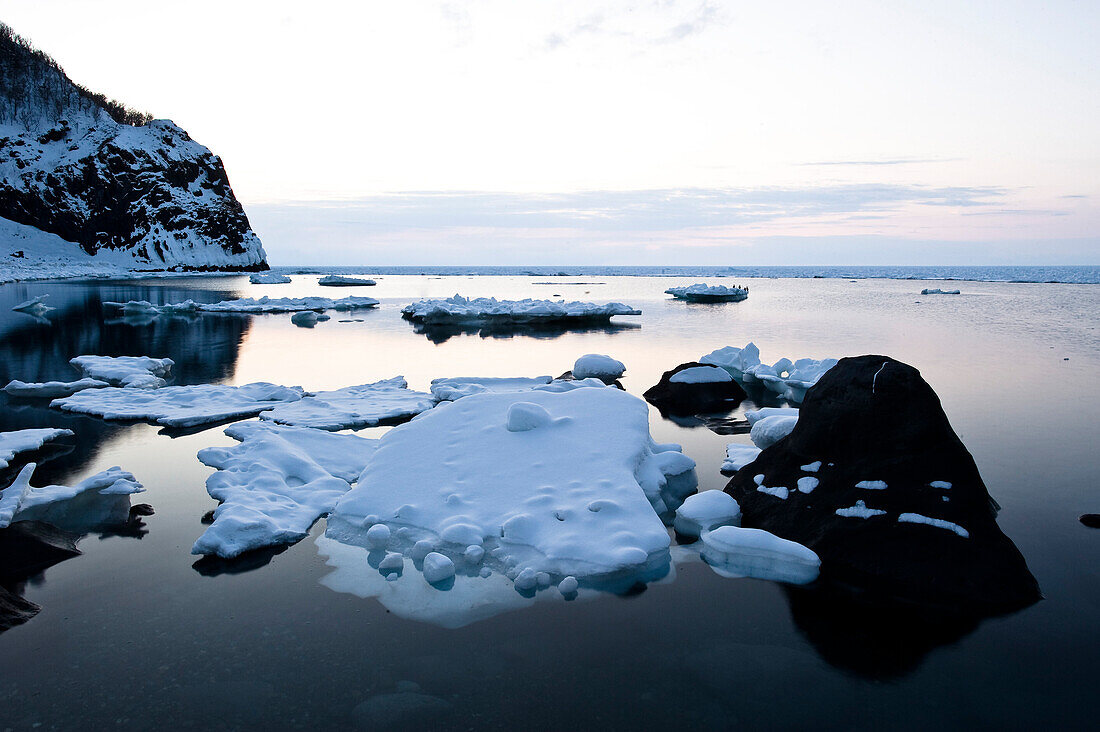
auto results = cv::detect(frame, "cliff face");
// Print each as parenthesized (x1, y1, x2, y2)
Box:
(0, 24, 267, 271)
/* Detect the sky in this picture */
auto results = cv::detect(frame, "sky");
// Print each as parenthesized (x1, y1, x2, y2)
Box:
(4, 0, 1099, 265)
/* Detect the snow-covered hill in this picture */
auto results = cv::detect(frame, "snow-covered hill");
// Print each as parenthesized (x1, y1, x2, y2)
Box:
(0, 23, 267, 280)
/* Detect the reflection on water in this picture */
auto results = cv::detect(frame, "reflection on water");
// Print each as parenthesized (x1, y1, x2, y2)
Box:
(408, 319, 640, 344)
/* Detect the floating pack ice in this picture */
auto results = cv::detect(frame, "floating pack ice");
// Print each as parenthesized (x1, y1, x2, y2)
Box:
(318, 275, 376, 286)
(0, 462, 144, 530)
(11, 294, 54, 317)
(665, 283, 749, 303)
(429, 376, 553, 401)
(700, 342, 836, 402)
(193, 422, 378, 558)
(51, 382, 306, 428)
(920, 288, 961, 295)
(259, 377, 436, 430)
(328, 387, 697, 589)
(104, 295, 379, 315)
(401, 295, 640, 324)
(249, 272, 292, 284)
(699, 526, 820, 584)
(69, 355, 174, 388)
(0, 428, 74, 470)
(571, 354, 626, 381)
(3, 378, 109, 398)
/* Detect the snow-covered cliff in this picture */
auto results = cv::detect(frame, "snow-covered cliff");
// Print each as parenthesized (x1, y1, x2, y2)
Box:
(0, 23, 267, 279)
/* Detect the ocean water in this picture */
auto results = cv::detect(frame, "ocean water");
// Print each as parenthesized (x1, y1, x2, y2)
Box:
(0, 273, 1096, 730)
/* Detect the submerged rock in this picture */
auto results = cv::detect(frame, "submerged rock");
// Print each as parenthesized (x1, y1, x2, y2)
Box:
(724, 355, 1040, 614)
(643, 362, 747, 415)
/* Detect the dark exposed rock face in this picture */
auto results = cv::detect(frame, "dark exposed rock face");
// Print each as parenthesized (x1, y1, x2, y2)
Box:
(643, 362, 747, 415)
(725, 355, 1040, 615)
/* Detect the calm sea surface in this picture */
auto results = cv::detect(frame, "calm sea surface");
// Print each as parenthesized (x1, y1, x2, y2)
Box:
(0, 274, 1097, 730)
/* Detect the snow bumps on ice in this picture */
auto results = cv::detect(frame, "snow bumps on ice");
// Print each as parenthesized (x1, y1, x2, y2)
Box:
(328, 386, 698, 586)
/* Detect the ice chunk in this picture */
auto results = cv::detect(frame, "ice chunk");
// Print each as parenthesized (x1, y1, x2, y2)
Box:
(505, 402, 553, 432)
(422, 552, 456, 584)
(1, 462, 143, 530)
(796, 476, 819, 494)
(929, 480, 953, 489)
(835, 500, 886, 518)
(70, 355, 174, 388)
(329, 387, 692, 583)
(855, 480, 888, 490)
(52, 382, 306, 428)
(920, 288, 961, 295)
(665, 283, 749, 302)
(558, 576, 579, 594)
(756, 484, 789, 499)
(898, 512, 969, 537)
(192, 422, 378, 557)
(249, 272, 292, 284)
(699, 526, 820, 584)
(11, 294, 54, 317)
(572, 354, 626, 381)
(674, 491, 741, 537)
(532, 377, 608, 393)
(0, 428, 74, 470)
(722, 443, 762, 472)
(744, 407, 799, 426)
(800, 461, 822, 472)
(699, 342, 761, 378)
(291, 311, 320, 327)
(402, 295, 640, 324)
(668, 366, 732, 384)
(429, 376, 552, 401)
(259, 377, 436, 430)
(366, 523, 391, 549)
(3, 377, 109, 398)
(749, 414, 798, 449)
(318, 275, 376, 286)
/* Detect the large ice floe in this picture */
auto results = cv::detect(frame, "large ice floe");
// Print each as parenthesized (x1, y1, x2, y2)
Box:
(193, 422, 378, 558)
(249, 272, 292, 284)
(0, 428, 73, 470)
(326, 387, 698, 590)
(700, 342, 837, 402)
(51, 382, 306, 428)
(318, 275, 376, 286)
(921, 288, 960, 295)
(665, 283, 749, 303)
(103, 295, 379, 315)
(401, 295, 640, 325)
(258, 377, 436, 430)
(0, 462, 144, 530)
(4, 354, 173, 397)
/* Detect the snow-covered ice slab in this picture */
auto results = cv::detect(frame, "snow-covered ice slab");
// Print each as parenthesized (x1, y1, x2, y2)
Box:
(699, 526, 820, 584)
(921, 288, 961, 295)
(249, 272, 292, 284)
(572, 354, 625, 381)
(665, 283, 749, 302)
(722, 443, 762, 473)
(328, 387, 696, 587)
(699, 342, 836, 402)
(749, 414, 799, 449)
(193, 422, 379, 557)
(3, 378, 109, 398)
(51, 382, 306, 428)
(1, 462, 143, 530)
(11, 294, 54, 317)
(104, 295, 379, 315)
(429, 376, 553, 401)
(318, 275, 376, 286)
(0, 428, 74, 470)
(744, 407, 800, 425)
(402, 295, 640, 324)
(70, 355, 174, 389)
(259, 377, 436, 430)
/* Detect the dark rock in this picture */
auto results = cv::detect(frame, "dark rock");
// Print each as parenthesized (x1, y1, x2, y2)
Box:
(725, 355, 1040, 615)
(0, 520, 81, 583)
(1080, 514, 1100, 529)
(129, 503, 155, 517)
(643, 362, 747, 415)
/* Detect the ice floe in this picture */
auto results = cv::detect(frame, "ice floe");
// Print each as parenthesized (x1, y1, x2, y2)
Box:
(258, 377, 436, 430)
(51, 382, 306, 428)
(104, 295, 379, 315)
(699, 342, 761, 379)
(327, 386, 696, 588)
(674, 491, 741, 537)
(0, 462, 144, 530)
(921, 288, 961, 295)
(722, 443, 762, 472)
(571, 354, 626, 381)
(665, 283, 749, 302)
(11, 294, 54, 317)
(249, 272, 292, 284)
(193, 422, 378, 557)
(318, 275, 376, 286)
(699, 526, 820, 584)
(0, 428, 74, 470)
(69, 355, 174, 389)
(401, 295, 640, 324)
(749, 414, 799, 449)
(429, 376, 552, 401)
(700, 342, 837, 401)
(3, 377, 109, 398)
